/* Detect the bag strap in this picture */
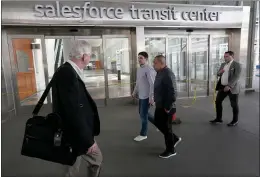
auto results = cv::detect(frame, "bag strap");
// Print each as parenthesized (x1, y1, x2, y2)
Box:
(32, 64, 79, 116)
(32, 77, 55, 116)
(32, 64, 66, 116)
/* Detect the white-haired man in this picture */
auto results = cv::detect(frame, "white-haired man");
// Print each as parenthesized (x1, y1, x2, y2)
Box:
(52, 40, 102, 177)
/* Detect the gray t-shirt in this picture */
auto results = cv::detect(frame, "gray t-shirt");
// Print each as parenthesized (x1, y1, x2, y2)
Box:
(133, 64, 156, 100)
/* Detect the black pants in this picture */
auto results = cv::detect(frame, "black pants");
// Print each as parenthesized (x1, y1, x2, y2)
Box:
(154, 107, 178, 152)
(216, 90, 239, 122)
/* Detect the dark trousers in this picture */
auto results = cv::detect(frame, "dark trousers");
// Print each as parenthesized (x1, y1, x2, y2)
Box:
(216, 90, 239, 122)
(154, 107, 178, 152)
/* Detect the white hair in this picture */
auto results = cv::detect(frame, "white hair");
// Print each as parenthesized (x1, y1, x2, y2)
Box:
(69, 40, 92, 60)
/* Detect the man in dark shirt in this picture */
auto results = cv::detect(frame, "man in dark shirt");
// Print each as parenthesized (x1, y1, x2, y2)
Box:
(153, 55, 182, 158)
(52, 40, 102, 177)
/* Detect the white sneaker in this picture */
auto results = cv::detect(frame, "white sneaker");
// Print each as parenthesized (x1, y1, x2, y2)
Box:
(134, 135, 147, 142)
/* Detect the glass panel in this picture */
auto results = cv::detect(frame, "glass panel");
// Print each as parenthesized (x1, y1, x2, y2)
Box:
(211, 37, 229, 93)
(81, 39, 105, 100)
(45, 38, 106, 103)
(1, 59, 8, 114)
(45, 38, 74, 82)
(104, 38, 131, 98)
(11, 38, 46, 106)
(190, 37, 209, 97)
(145, 37, 166, 64)
(168, 37, 188, 97)
(45, 38, 73, 103)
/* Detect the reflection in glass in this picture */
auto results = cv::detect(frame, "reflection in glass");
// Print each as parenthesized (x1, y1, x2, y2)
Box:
(168, 37, 188, 97)
(145, 37, 166, 64)
(190, 37, 209, 96)
(11, 38, 46, 106)
(211, 37, 229, 92)
(104, 38, 131, 98)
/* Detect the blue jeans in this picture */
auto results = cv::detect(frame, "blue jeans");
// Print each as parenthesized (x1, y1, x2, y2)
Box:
(139, 98, 154, 136)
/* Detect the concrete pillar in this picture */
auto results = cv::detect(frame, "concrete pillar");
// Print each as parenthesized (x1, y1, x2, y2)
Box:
(259, 1, 260, 66)
(245, 1, 257, 90)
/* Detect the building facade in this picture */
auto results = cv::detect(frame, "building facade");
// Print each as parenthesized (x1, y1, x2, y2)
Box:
(1, 1, 252, 118)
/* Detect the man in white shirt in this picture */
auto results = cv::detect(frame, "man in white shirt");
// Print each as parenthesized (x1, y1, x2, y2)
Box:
(132, 51, 156, 141)
(210, 51, 241, 127)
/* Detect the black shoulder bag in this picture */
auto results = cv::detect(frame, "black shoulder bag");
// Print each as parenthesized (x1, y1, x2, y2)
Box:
(21, 74, 77, 166)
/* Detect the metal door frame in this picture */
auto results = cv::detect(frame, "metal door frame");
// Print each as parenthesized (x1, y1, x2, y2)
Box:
(7, 34, 48, 113)
(102, 34, 132, 104)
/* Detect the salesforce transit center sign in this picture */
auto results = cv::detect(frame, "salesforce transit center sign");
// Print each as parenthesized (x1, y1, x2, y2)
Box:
(34, 1, 221, 23)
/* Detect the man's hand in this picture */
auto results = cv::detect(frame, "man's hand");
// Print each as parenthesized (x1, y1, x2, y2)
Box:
(131, 93, 136, 99)
(164, 109, 170, 114)
(149, 97, 154, 105)
(87, 142, 97, 154)
(224, 86, 231, 92)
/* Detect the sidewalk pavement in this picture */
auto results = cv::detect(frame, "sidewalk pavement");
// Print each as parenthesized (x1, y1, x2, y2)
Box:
(1, 92, 259, 177)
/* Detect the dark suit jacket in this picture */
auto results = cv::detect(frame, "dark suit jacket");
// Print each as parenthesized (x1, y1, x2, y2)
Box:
(154, 67, 177, 110)
(52, 62, 100, 156)
(216, 60, 241, 94)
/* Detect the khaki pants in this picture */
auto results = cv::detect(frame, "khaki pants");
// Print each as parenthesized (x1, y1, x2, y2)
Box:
(65, 144, 103, 177)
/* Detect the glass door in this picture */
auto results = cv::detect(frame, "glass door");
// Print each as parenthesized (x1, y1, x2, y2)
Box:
(167, 35, 209, 98)
(145, 32, 228, 99)
(7, 35, 48, 111)
(210, 35, 229, 94)
(145, 37, 166, 64)
(189, 35, 209, 97)
(103, 35, 131, 100)
(74, 36, 105, 106)
(44, 36, 74, 103)
(167, 36, 189, 98)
